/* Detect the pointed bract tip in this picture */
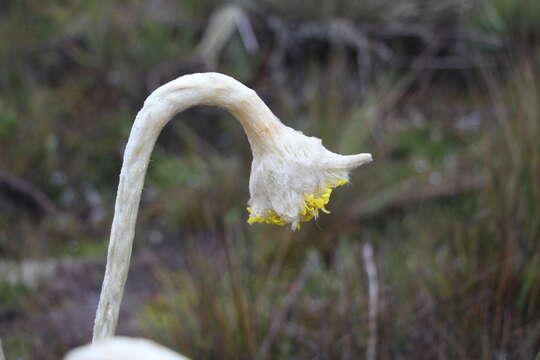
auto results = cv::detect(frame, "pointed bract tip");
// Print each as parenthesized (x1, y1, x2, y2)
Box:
(335, 153, 373, 169)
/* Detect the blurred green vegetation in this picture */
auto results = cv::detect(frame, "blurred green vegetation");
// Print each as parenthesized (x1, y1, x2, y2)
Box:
(0, 0, 539, 359)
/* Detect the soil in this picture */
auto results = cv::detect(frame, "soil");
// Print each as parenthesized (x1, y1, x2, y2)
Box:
(0, 241, 185, 360)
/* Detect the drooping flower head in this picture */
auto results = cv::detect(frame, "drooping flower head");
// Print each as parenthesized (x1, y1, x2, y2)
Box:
(246, 125, 372, 229)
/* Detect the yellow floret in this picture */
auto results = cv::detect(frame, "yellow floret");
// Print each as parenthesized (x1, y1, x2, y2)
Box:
(247, 208, 287, 226)
(247, 179, 349, 229)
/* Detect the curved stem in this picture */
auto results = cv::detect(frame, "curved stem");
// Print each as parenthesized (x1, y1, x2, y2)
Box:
(92, 73, 285, 342)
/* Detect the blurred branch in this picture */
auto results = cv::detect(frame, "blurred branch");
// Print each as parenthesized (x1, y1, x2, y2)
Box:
(147, 4, 258, 87)
(0, 169, 58, 217)
(267, 17, 392, 87)
(264, 15, 496, 93)
(195, 4, 258, 69)
(362, 242, 378, 360)
(326, 170, 486, 237)
(349, 172, 485, 220)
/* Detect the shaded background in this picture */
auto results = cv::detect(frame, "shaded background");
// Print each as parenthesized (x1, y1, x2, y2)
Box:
(1, 0, 540, 359)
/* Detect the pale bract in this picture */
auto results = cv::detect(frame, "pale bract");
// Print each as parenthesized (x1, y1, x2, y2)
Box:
(64, 337, 189, 360)
(247, 125, 372, 229)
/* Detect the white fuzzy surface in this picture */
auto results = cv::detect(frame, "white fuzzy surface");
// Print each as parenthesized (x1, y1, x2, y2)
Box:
(92, 72, 372, 341)
(248, 125, 371, 227)
(64, 337, 189, 360)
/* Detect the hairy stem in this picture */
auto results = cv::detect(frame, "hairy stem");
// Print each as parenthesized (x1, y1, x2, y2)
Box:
(92, 73, 284, 342)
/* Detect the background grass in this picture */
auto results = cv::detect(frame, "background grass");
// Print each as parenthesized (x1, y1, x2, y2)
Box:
(0, 0, 539, 359)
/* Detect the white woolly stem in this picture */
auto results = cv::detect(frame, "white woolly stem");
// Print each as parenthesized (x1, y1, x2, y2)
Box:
(0, 337, 5, 360)
(92, 73, 285, 342)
